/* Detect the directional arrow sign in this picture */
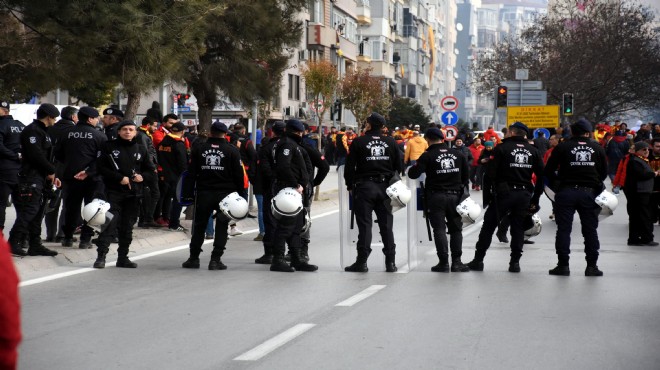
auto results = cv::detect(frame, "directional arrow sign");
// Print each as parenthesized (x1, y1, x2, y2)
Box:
(441, 111, 458, 126)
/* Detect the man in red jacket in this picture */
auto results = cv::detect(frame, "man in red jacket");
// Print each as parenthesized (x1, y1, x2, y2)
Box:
(468, 138, 484, 190)
(0, 237, 21, 369)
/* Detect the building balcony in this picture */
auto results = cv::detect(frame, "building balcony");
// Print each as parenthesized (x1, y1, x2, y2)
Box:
(356, 0, 371, 26)
(307, 24, 338, 49)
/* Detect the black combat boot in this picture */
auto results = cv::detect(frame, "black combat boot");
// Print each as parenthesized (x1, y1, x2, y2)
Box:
(300, 241, 310, 263)
(116, 256, 138, 268)
(431, 255, 449, 272)
(451, 257, 470, 272)
(8, 237, 27, 257)
(27, 243, 58, 257)
(467, 250, 486, 271)
(93, 249, 108, 269)
(255, 244, 273, 264)
(585, 265, 603, 277)
(79, 241, 93, 249)
(290, 249, 318, 272)
(508, 254, 521, 273)
(182, 257, 200, 269)
(385, 255, 397, 272)
(496, 229, 509, 243)
(208, 258, 227, 271)
(270, 255, 295, 272)
(549, 255, 570, 276)
(61, 238, 74, 247)
(345, 251, 369, 272)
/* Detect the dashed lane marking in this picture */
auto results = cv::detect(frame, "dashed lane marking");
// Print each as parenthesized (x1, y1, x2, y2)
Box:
(335, 285, 387, 307)
(233, 323, 316, 361)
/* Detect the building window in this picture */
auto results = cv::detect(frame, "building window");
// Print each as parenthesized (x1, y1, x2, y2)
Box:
(288, 74, 300, 101)
(370, 36, 387, 61)
(332, 9, 358, 43)
(309, 0, 324, 24)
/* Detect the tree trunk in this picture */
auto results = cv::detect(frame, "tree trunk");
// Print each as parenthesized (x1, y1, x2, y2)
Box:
(189, 77, 216, 134)
(124, 90, 141, 121)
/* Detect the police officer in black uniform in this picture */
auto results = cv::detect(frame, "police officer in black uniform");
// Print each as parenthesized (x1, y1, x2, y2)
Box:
(55, 107, 107, 249)
(545, 118, 607, 276)
(182, 121, 245, 270)
(0, 101, 24, 239)
(408, 128, 470, 272)
(467, 122, 544, 272)
(44, 106, 78, 243)
(254, 121, 285, 264)
(299, 123, 330, 262)
(344, 112, 403, 273)
(102, 108, 124, 141)
(7, 103, 61, 257)
(270, 120, 317, 272)
(93, 120, 154, 268)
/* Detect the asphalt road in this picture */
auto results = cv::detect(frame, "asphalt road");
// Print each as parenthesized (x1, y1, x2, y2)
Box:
(17, 184, 660, 370)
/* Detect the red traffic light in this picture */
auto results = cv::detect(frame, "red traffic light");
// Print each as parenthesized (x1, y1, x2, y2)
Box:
(498, 87, 507, 95)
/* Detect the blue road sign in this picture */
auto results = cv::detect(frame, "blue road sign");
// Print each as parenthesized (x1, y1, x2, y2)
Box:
(173, 106, 191, 113)
(533, 128, 551, 139)
(441, 111, 458, 126)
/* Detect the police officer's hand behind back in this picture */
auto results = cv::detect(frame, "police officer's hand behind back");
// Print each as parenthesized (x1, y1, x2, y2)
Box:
(120, 176, 131, 189)
(46, 174, 62, 188)
(73, 170, 88, 181)
(296, 184, 303, 194)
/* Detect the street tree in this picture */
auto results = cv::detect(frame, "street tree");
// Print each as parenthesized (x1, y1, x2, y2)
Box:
(185, 0, 307, 133)
(301, 59, 339, 131)
(338, 67, 391, 128)
(2, 0, 210, 118)
(469, 0, 660, 122)
(387, 97, 432, 131)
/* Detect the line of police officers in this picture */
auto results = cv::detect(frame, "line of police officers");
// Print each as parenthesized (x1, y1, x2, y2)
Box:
(1, 101, 608, 276)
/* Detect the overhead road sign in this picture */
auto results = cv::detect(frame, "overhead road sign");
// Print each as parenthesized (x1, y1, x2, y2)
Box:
(441, 111, 458, 126)
(440, 96, 459, 111)
(506, 105, 560, 129)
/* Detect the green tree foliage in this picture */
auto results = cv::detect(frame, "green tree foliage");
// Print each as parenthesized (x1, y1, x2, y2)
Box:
(185, 0, 307, 133)
(469, 0, 660, 122)
(339, 67, 391, 128)
(301, 59, 339, 127)
(1, 0, 209, 118)
(387, 97, 432, 131)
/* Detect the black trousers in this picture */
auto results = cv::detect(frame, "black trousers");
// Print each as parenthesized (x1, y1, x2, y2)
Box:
(353, 181, 395, 259)
(189, 190, 230, 259)
(625, 190, 654, 244)
(0, 180, 17, 230)
(8, 178, 46, 248)
(44, 192, 65, 240)
(62, 179, 102, 242)
(475, 189, 531, 258)
(154, 175, 167, 220)
(272, 209, 304, 257)
(427, 192, 463, 259)
(555, 188, 600, 264)
(96, 191, 140, 256)
(261, 189, 276, 255)
(140, 171, 160, 223)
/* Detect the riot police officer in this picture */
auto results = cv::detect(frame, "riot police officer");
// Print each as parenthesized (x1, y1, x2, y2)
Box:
(408, 128, 470, 272)
(545, 118, 607, 276)
(0, 101, 24, 239)
(101, 108, 124, 141)
(270, 119, 316, 272)
(93, 120, 154, 268)
(467, 122, 544, 273)
(254, 121, 285, 264)
(7, 103, 61, 257)
(344, 112, 403, 272)
(55, 107, 107, 249)
(181, 122, 245, 270)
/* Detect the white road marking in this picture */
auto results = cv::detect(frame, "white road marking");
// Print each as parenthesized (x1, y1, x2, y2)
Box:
(335, 285, 386, 307)
(233, 323, 316, 361)
(19, 210, 341, 287)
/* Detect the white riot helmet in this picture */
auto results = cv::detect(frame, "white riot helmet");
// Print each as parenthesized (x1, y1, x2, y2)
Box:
(456, 197, 482, 224)
(386, 180, 412, 213)
(524, 213, 542, 239)
(595, 190, 618, 220)
(81, 199, 113, 232)
(272, 187, 303, 219)
(219, 192, 249, 221)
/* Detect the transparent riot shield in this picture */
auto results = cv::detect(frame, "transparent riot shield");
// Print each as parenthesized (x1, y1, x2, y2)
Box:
(405, 175, 435, 271)
(338, 167, 409, 272)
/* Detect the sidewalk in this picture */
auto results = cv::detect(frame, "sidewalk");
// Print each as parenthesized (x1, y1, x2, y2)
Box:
(10, 168, 342, 275)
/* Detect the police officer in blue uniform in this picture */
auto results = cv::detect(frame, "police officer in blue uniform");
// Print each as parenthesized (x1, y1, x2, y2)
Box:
(408, 128, 470, 272)
(545, 118, 607, 276)
(467, 122, 544, 272)
(7, 104, 61, 257)
(0, 101, 24, 239)
(344, 113, 403, 273)
(55, 107, 107, 249)
(181, 122, 245, 270)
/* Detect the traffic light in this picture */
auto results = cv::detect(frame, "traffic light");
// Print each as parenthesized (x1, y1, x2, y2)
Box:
(496, 86, 508, 108)
(562, 93, 574, 116)
(176, 93, 190, 108)
(333, 99, 342, 121)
